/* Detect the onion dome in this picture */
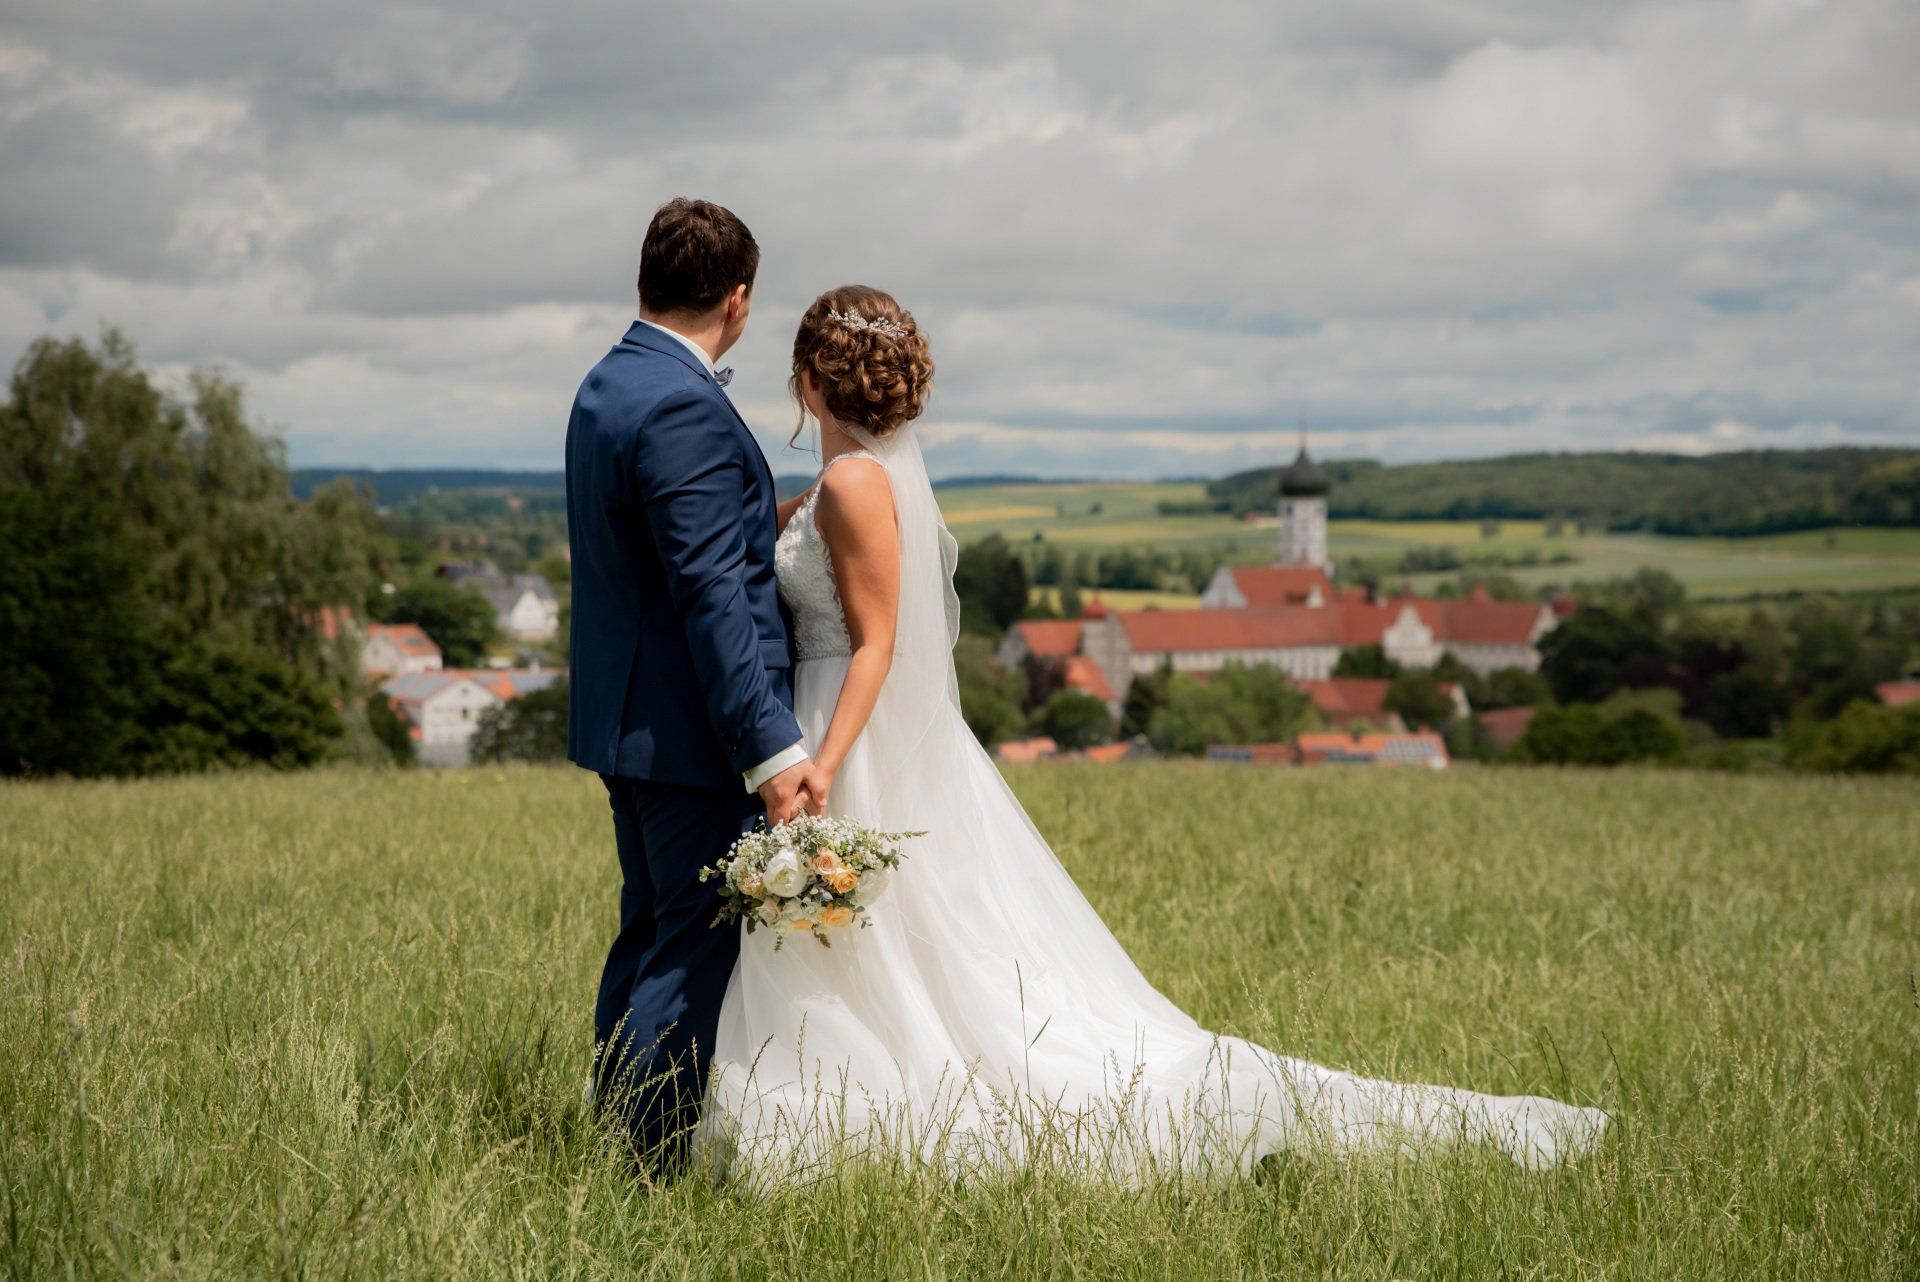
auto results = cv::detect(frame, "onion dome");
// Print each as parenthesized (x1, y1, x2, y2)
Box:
(1278, 445, 1328, 498)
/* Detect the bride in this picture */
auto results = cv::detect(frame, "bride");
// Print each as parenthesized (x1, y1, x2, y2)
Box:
(695, 285, 1608, 1183)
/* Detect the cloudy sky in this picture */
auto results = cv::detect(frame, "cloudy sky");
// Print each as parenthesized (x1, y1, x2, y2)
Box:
(3, 1, 1916, 479)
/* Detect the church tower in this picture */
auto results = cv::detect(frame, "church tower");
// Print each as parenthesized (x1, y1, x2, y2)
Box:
(1277, 440, 1329, 570)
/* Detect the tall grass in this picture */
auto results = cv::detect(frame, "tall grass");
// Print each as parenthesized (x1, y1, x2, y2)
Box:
(2, 763, 1914, 1279)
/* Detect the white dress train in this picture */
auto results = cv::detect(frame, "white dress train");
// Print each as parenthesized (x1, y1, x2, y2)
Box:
(696, 441, 1607, 1185)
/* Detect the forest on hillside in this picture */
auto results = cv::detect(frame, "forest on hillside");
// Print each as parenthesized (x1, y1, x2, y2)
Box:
(1204, 448, 1920, 537)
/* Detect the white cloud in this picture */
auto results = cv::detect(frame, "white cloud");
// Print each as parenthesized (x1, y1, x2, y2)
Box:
(1, 0, 1916, 476)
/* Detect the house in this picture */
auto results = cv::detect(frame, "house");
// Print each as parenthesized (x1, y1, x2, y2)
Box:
(1295, 731, 1449, 769)
(1875, 681, 1920, 709)
(994, 736, 1059, 763)
(1297, 677, 1471, 731)
(379, 667, 565, 767)
(441, 561, 562, 642)
(361, 623, 443, 677)
(1476, 705, 1538, 750)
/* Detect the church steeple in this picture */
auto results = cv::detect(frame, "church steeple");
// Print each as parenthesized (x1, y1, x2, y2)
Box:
(1276, 433, 1330, 570)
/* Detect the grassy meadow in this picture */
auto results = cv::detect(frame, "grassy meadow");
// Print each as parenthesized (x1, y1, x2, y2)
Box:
(3, 763, 1916, 1279)
(937, 480, 1920, 600)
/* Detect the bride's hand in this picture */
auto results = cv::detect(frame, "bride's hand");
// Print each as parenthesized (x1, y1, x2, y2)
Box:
(801, 764, 833, 817)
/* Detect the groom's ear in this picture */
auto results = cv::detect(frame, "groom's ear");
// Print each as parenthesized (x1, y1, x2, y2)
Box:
(726, 283, 752, 326)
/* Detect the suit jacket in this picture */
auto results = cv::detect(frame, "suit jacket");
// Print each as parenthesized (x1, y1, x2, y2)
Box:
(564, 321, 800, 786)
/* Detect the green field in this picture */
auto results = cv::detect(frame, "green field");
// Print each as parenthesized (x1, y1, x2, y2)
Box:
(939, 481, 1920, 600)
(5, 764, 1916, 1279)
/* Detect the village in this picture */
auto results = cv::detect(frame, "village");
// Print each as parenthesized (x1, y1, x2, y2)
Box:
(990, 448, 1573, 769)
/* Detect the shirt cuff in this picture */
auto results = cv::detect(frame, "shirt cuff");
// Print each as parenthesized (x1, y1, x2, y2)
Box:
(742, 741, 809, 793)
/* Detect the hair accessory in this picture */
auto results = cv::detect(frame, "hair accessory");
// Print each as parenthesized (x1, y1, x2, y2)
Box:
(828, 308, 912, 339)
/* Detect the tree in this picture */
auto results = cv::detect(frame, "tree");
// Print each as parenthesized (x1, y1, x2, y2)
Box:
(376, 576, 497, 666)
(1514, 704, 1606, 765)
(953, 634, 1026, 748)
(471, 683, 569, 764)
(0, 331, 379, 777)
(1032, 689, 1113, 751)
(1538, 606, 1673, 705)
(951, 535, 1029, 637)
(366, 690, 416, 766)
(133, 641, 342, 772)
(1481, 666, 1551, 710)
(1119, 664, 1172, 739)
(1147, 665, 1317, 756)
(1703, 668, 1789, 740)
(1333, 644, 1401, 679)
(1385, 669, 1454, 730)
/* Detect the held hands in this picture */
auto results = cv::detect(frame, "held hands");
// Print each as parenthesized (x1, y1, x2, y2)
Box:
(757, 758, 831, 827)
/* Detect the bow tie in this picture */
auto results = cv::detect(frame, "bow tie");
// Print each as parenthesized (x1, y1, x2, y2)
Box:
(713, 367, 734, 388)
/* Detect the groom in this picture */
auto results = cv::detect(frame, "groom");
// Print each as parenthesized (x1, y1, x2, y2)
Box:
(565, 197, 825, 1167)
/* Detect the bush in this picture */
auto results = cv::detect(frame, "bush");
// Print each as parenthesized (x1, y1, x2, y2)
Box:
(470, 683, 569, 764)
(1516, 701, 1685, 767)
(954, 635, 1027, 748)
(134, 643, 342, 773)
(1031, 690, 1113, 752)
(1147, 665, 1317, 756)
(1784, 701, 1920, 774)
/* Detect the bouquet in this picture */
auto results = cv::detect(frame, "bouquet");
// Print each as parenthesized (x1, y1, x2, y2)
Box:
(701, 815, 920, 948)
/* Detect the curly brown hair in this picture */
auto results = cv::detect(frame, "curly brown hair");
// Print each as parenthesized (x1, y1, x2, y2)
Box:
(790, 285, 933, 440)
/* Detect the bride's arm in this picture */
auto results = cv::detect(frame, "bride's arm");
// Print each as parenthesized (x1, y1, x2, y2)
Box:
(811, 458, 900, 805)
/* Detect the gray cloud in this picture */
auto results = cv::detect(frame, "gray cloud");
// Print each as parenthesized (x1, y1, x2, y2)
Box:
(2, 0, 1917, 478)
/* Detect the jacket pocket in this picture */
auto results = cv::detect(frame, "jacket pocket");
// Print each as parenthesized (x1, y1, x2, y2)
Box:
(758, 637, 794, 670)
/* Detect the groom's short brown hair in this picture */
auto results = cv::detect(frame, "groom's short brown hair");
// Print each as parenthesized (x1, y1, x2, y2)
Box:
(637, 198, 759, 316)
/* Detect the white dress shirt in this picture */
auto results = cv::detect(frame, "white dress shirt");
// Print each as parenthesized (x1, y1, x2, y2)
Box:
(636, 319, 808, 794)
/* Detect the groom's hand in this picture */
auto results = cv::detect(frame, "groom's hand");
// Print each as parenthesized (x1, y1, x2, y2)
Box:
(758, 758, 827, 826)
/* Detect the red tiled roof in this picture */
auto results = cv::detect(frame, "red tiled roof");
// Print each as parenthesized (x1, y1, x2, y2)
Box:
(1081, 742, 1132, 764)
(1225, 565, 1334, 607)
(1298, 678, 1392, 723)
(1118, 607, 1343, 652)
(995, 736, 1058, 763)
(1476, 705, 1537, 748)
(1061, 654, 1115, 703)
(1010, 619, 1085, 659)
(367, 623, 441, 656)
(1400, 596, 1548, 646)
(1876, 681, 1920, 708)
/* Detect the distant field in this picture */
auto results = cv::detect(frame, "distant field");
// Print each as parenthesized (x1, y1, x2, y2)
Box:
(4, 764, 1914, 1278)
(938, 481, 1920, 600)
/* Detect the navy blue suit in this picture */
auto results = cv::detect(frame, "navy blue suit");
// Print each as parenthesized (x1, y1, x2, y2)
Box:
(565, 320, 801, 1164)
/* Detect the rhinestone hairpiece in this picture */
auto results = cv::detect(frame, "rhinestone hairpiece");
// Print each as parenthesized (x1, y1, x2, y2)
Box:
(828, 308, 912, 339)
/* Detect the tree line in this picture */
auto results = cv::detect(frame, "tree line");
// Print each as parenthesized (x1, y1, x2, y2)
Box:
(1206, 448, 1920, 537)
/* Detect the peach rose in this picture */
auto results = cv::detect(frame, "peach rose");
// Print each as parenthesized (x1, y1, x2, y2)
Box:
(814, 851, 858, 895)
(818, 905, 853, 929)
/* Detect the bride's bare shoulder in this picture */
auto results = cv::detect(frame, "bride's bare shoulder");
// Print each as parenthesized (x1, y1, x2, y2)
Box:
(815, 454, 896, 542)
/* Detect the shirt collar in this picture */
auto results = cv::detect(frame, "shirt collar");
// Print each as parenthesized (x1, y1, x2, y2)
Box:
(637, 319, 716, 376)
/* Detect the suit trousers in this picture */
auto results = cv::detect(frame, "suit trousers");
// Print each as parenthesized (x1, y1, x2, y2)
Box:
(593, 773, 757, 1167)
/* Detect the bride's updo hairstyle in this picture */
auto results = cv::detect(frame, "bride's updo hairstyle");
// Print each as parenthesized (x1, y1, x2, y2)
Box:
(790, 285, 933, 439)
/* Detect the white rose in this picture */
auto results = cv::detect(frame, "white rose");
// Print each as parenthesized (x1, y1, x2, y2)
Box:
(858, 865, 892, 903)
(757, 900, 781, 925)
(762, 847, 807, 898)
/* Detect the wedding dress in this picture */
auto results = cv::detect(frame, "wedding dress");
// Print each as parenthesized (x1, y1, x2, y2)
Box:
(696, 426, 1607, 1184)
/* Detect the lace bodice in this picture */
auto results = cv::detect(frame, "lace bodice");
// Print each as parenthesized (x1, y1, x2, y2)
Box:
(773, 451, 876, 660)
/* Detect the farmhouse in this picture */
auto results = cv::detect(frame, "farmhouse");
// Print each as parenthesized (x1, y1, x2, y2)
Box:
(379, 668, 564, 767)
(440, 561, 562, 642)
(360, 623, 443, 677)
